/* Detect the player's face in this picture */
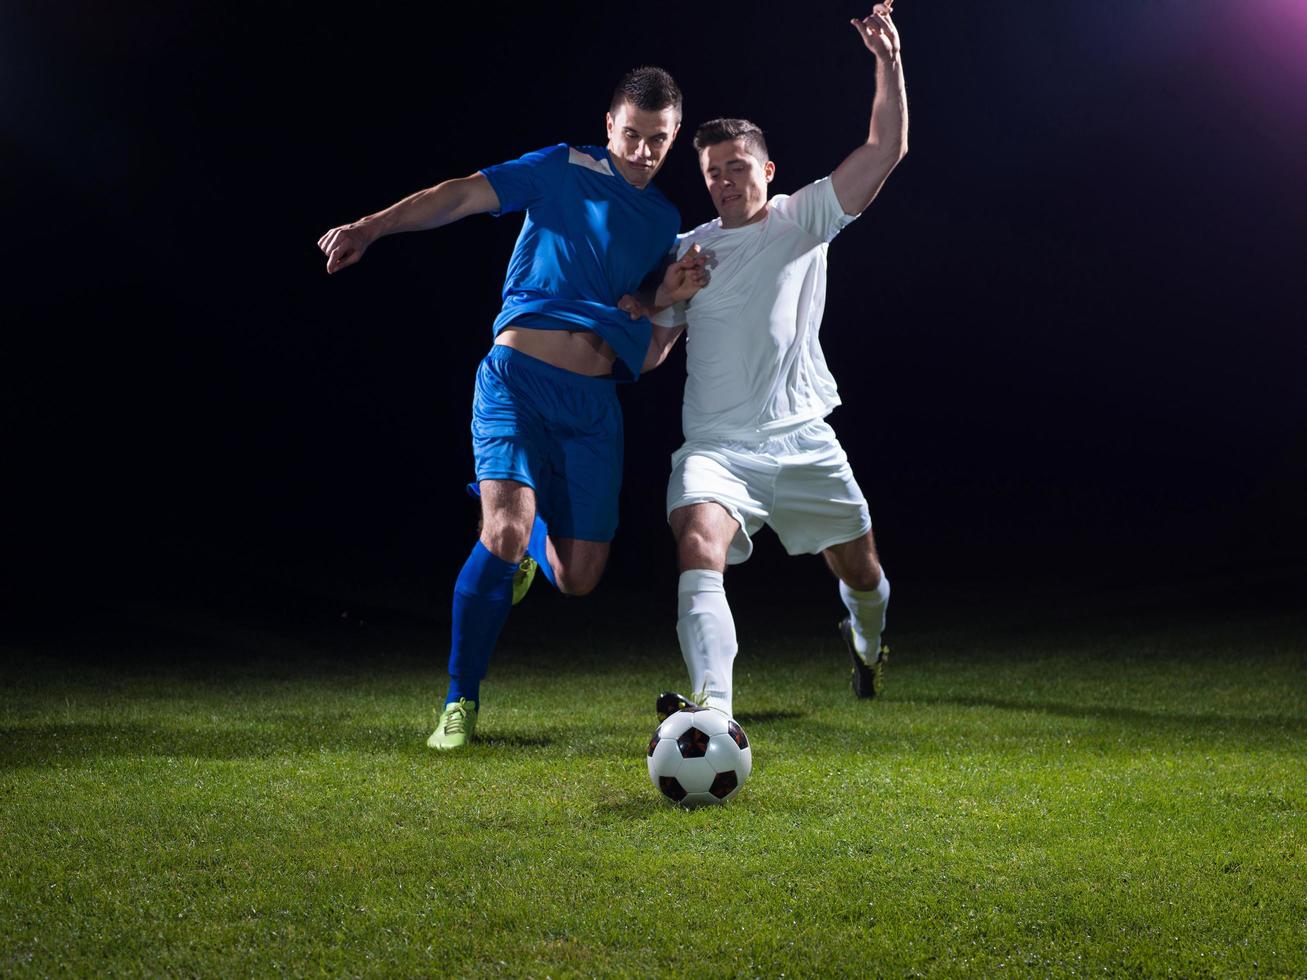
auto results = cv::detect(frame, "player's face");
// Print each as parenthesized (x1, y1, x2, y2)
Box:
(606, 101, 680, 188)
(700, 139, 775, 228)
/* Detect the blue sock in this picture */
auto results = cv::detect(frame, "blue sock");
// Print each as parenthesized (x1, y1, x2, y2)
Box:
(466, 481, 558, 590)
(445, 541, 517, 707)
(526, 512, 558, 590)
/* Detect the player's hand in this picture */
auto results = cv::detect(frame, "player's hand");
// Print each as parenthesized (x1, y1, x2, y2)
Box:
(657, 244, 709, 306)
(317, 221, 375, 274)
(618, 294, 651, 321)
(851, 2, 900, 62)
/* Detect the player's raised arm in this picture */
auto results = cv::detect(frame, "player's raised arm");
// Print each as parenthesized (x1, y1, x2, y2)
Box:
(831, 2, 908, 217)
(317, 173, 502, 275)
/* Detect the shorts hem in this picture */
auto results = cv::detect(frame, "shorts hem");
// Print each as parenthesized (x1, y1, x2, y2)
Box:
(550, 529, 616, 544)
(473, 470, 538, 491)
(471, 475, 616, 542)
(666, 492, 745, 526)
(667, 492, 754, 565)
(793, 521, 874, 557)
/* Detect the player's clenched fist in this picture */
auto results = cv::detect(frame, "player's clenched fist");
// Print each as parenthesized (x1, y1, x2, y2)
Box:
(317, 221, 375, 274)
(617, 244, 709, 320)
(661, 243, 709, 305)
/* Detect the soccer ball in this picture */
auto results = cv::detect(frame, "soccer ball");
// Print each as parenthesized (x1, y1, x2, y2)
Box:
(647, 707, 752, 807)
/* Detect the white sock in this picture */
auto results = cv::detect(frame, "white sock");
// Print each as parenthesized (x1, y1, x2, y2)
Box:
(676, 569, 736, 717)
(840, 574, 890, 659)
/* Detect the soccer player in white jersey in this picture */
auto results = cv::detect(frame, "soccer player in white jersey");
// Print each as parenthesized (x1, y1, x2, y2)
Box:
(628, 5, 908, 718)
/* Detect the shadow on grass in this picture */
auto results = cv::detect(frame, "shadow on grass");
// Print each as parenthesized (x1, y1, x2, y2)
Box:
(735, 710, 805, 725)
(475, 733, 554, 749)
(914, 694, 1307, 738)
(0, 721, 572, 768)
(591, 790, 661, 823)
(0, 721, 433, 769)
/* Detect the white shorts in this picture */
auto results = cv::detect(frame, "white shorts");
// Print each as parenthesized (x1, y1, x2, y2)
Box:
(666, 419, 872, 565)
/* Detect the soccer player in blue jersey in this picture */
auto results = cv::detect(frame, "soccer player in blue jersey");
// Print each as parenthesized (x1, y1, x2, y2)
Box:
(318, 67, 706, 749)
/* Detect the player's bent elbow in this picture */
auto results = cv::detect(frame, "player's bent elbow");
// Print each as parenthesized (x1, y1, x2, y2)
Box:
(642, 342, 674, 374)
(872, 138, 907, 168)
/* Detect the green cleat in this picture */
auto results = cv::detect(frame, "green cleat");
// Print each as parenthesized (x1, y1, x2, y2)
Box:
(512, 556, 537, 606)
(427, 697, 478, 750)
(840, 618, 888, 699)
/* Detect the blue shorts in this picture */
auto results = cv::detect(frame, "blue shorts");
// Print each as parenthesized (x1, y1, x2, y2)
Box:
(471, 345, 623, 542)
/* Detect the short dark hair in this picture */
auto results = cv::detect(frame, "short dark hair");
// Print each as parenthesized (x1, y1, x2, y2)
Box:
(610, 66, 683, 120)
(693, 118, 769, 163)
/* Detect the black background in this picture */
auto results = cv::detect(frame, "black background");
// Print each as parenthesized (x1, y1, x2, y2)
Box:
(5, 0, 1305, 618)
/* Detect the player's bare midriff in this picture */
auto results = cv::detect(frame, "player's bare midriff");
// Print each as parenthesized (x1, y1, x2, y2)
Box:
(494, 325, 618, 377)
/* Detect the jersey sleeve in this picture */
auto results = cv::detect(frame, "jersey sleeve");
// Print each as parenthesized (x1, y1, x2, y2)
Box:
(770, 175, 858, 243)
(650, 303, 685, 328)
(479, 144, 567, 216)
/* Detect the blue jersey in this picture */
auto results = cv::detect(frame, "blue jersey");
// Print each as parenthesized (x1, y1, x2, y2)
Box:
(480, 144, 680, 382)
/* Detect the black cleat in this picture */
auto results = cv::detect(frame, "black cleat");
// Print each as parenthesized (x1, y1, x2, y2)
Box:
(655, 691, 702, 722)
(840, 618, 888, 699)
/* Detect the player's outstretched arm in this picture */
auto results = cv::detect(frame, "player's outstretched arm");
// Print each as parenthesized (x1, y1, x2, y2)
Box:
(317, 173, 501, 275)
(831, 2, 908, 217)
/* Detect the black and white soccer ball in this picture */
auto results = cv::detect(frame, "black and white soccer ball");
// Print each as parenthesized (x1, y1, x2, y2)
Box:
(647, 707, 751, 807)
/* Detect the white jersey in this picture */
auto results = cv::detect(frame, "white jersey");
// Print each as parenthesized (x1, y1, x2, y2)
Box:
(657, 176, 858, 442)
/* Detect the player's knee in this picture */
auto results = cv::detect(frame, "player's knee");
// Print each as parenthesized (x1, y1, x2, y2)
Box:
(556, 566, 602, 597)
(843, 561, 883, 593)
(557, 579, 595, 597)
(676, 525, 725, 570)
(480, 522, 530, 563)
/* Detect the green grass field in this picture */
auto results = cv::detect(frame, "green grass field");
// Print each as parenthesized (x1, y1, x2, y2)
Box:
(2, 579, 1305, 976)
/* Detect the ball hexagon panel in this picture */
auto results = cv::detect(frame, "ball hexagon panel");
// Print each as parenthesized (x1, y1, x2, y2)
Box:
(691, 708, 730, 738)
(666, 708, 727, 736)
(705, 732, 751, 788)
(738, 746, 753, 781)
(654, 716, 682, 741)
(675, 755, 717, 795)
(647, 735, 684, 783)
(704, 732, 744, 772)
